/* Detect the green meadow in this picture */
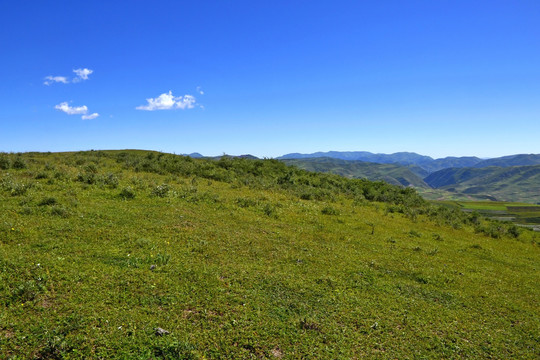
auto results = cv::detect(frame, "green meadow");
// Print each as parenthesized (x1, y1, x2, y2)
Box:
(1, 151, 539, 359)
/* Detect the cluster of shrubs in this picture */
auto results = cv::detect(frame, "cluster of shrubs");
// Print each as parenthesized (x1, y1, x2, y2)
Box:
(76, 172, 119, 187)
(113, 152, 427, 207)
(0, 154, 27, 170)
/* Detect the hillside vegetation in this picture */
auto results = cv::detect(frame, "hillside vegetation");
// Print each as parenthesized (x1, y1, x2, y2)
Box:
(1, 150, 539, 359)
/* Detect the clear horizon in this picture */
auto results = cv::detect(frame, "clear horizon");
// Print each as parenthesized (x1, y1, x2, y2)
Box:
(1, 1, 539, 159)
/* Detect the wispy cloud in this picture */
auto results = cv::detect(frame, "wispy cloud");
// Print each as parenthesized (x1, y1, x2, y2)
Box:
(44, 68, 93, 85)
(55, 102, 88, 115)
(55, 101, 99, 120)
(73, 68, 93, 82)
(44, 76, 69, 85)
(136, 91, 197, 111)
(82, 113, 99, 120)
(197, 86, 204, 95)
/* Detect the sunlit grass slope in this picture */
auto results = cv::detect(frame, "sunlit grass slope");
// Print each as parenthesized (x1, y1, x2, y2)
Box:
(1, 151, 539, 359)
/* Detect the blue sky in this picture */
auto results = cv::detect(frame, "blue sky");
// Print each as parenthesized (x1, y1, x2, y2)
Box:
(1, 1, 539, 159)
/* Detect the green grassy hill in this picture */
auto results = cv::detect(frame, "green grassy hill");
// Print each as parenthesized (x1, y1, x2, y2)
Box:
(282, 157, 430, 188)
(1, 151, 539, 358)
(425, 165, 540, 203)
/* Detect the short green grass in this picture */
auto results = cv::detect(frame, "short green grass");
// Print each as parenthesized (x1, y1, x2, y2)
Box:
(1, 151, 539, 359)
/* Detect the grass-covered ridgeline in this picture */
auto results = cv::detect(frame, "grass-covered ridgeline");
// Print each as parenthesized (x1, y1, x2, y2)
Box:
(1, 150, 539, 358)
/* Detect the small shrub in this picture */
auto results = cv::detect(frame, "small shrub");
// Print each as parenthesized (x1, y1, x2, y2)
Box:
(38, 197, 58, 206)
(299, 318, 321, 331)
(84, 164, 98, 174)
(432, 233, 443, 241)
(507, 225, 521, 238)
(0, 156, 10, 170)
(101, 173, 119, 188)
(475, 223, 505, 239)
(152, 339, 197, 360)
(130, 177, 146, 189)
(469, 211, 481, 225)
(50, 206, 70, 217)
(153, 253, 171, 265)
(408, 230, 421, 238)
(235, 197, 257, 208)
(262, 203, 277, 218)
(54, 170, 68, 180)
(12, 158, 27, 169)
(18, 206, 33, 215)
(44, 163, 55, 171)
(76, 172, 96, 184)
(119, 186, 136, 199)
(10, 183, 28, 196)
(151, 184, 171, 198)
(35, 172, 48, 179)
(321, 206, 339, 216)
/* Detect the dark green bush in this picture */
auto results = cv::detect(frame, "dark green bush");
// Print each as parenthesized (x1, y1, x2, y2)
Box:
(100, 173, 119, 188)
(119, 186, 136, 199)
(151, 184, 171, 197)
(38, 197, 57, 206)
(76, 172, 96, 184)
(50, 206, 70, 217)
(321, 206, 339, 215)
(12, 158, 27, 169)
(0, 156, 10, 170)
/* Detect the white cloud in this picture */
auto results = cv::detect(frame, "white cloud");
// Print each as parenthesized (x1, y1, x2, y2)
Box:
(136, 91, 197, 111)
(73, 68, 93, 82)
(55, 101, 99, 120)
(44, 68, 93, 85)
(44, 76, 69, 85)
(197, 86, 204, 95)
(176, 95, 197, 109)
(55, 102, 88, 115)
(82, 113, 99, 120)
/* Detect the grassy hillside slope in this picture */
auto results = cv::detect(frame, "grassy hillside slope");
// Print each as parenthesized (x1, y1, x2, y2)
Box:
(1, 151, 539, 359)
(282, 157, 430, 188)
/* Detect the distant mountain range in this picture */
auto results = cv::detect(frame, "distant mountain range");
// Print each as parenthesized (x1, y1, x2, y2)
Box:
(277, 151, 540, 203)
(278, 151, 540, 174)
